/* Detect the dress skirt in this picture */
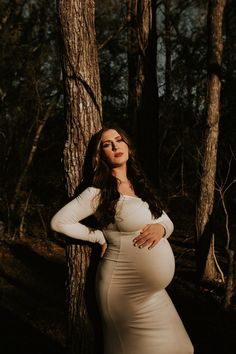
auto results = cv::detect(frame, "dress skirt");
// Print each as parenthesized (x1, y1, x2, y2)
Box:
(96, 230, 194, 354)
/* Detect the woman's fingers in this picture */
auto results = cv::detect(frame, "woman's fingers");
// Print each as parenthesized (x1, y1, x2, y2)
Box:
(133, 233, 155, 248)
(137, 238, 153, 248)
(133, 224, 165, 249)
(100, 243, 107, 257)
(141, 224, 151, 233)
(148, 239, 158, 250)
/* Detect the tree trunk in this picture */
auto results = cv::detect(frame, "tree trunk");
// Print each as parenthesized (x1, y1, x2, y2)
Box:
(164, 0, 171, 102)
(224, 248, 235, 309)
(127, 0, 159, 185)
(195, 0, 226, 283)
(57, 1, 102, 353)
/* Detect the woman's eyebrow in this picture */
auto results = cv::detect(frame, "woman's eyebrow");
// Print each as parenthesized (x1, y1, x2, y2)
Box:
(102, 135, 121, 143)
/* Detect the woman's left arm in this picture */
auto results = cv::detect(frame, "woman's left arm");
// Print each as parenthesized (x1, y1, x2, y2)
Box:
(133, 211, 174, 250)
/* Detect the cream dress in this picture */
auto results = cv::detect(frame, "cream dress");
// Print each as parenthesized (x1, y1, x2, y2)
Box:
(51, 187, 194, 354)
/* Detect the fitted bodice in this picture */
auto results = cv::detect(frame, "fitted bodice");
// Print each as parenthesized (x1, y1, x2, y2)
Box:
(108, 195, 156, 232)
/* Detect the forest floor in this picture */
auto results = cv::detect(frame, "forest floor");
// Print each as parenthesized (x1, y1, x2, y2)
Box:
(0, 215, 236, 354)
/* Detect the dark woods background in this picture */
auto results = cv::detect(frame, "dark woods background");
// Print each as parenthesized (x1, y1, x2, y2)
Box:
(1, 0, 235, 224)
(0, 1, 236, 354)
(1, 0, 236, 228)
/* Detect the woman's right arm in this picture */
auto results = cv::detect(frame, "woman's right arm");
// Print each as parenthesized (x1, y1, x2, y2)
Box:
(50, 187, 106, 245)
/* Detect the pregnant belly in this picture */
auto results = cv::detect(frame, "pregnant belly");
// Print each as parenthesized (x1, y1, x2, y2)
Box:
(103, 232, 175, 292)
(124, 237, 175, 291)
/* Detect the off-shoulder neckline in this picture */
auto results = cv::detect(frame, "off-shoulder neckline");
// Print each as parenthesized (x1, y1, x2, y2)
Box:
(120, 194, 140, 199)
(89, 187, 140, 199)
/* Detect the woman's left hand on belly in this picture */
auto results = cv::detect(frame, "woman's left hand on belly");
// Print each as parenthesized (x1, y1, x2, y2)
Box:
(133, 223, 166, 250)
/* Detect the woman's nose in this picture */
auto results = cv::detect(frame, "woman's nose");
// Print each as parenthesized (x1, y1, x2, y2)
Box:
(112, 143, 118, 150)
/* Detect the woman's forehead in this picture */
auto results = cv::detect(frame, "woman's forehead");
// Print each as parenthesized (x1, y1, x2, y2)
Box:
(101, 129, 120, 141)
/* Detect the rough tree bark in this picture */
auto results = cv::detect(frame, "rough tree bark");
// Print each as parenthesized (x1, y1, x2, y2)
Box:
(57, 1, 102, 353)
(127, 0, 159, 185)
(195, 0, 227, 284)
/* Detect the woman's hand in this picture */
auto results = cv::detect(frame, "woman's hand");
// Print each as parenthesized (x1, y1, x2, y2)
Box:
(133, 224, 166, 250)
(100, 242, 107, 258)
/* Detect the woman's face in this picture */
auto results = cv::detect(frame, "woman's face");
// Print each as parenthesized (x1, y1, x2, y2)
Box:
(101, 129, 129, 167)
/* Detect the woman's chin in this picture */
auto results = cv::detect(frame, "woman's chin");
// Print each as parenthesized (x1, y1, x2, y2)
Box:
(111, 160, 127, 168)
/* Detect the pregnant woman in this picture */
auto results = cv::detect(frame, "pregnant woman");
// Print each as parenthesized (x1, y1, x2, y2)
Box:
(51, 125, 194, 354)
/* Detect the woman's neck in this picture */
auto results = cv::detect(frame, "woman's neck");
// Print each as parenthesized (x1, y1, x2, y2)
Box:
(112, 164, 128, 182)
(112, 164, 135, 196)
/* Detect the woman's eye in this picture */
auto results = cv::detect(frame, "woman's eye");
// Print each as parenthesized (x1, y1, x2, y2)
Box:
(102, 143, 110, 148)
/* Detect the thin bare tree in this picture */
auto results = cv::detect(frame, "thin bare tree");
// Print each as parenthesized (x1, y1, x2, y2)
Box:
(11, 91, 61, 211)
(195, 0, 227, 284)
(215, 157, 236, 308)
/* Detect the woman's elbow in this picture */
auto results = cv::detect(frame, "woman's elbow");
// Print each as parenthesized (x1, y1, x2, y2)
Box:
(169, 220, 174, 235)
(50, 215, 61, 233)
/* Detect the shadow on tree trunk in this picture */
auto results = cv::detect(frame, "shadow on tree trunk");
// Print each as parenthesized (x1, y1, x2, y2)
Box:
(196, 214, 224, 287)
(84, 244, 104, 354)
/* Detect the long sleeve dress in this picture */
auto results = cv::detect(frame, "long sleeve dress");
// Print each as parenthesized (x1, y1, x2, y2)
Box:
(51, 187, 194, 354)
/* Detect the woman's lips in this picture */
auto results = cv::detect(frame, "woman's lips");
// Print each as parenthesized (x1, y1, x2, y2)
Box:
(114, 152, 123, 157)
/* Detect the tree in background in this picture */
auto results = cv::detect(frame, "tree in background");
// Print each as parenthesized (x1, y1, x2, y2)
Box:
(96, 0, 128, 124)
(127, 0, 159, 185)
(195, 0, 227, 284)
(57, 0, 102, 353)
(164, 0, 171, 102)
(156, 0, 209, 197)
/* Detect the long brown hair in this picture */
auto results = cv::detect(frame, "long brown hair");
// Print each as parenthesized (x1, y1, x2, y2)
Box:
(90, 124, 163, 228)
